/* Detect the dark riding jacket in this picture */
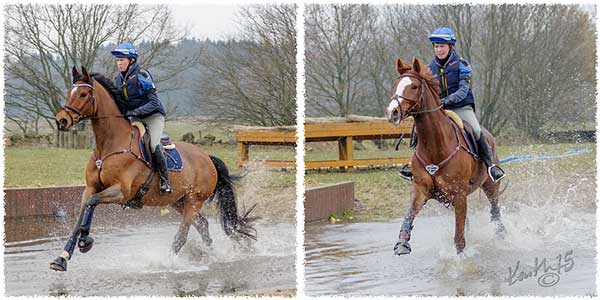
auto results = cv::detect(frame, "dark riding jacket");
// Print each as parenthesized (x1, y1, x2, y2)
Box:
(428, 48, 475, 110)
(114, 61, 166, 118)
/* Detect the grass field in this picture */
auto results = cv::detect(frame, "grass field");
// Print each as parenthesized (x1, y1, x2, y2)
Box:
(305, 142, 596, 219)
(4, 120, 296, 221)
(4, 117, 596, 220)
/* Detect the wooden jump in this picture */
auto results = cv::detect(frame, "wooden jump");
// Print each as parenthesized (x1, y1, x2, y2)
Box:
(235, 115, 414, 171)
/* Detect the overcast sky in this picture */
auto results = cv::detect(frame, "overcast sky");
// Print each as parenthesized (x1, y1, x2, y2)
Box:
(170, 4, 243, 40)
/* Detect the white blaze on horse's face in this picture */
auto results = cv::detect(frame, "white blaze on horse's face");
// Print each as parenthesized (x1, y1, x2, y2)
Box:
(70, 86, 78, 98)
(387, 77, 412, 125)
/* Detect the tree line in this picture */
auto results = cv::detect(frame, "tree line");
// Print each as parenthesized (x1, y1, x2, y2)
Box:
(306, 4, 596, 138)
(4, 4, 297, 137)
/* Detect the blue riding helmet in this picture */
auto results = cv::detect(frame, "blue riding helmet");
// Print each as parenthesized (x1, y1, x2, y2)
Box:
(111, 43, 139, 58)
(429, 28, 456, 45)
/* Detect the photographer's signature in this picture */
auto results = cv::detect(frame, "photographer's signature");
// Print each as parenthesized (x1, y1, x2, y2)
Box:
(507, 249, 574, 287)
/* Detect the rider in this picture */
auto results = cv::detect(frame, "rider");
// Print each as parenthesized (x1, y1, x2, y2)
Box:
(400, 28, 505, 182)
(111, 43, 173, 194)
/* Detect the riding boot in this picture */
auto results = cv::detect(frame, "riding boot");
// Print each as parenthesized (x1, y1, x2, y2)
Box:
(153, 145, 173, 194)
(398, 126, 417, 180)
(476, 135, 506, 182)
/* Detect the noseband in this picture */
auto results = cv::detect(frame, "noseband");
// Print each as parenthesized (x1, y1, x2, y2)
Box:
(391, 74, 443, 120)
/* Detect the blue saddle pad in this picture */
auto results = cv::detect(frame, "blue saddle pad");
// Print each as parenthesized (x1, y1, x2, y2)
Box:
(138, 138, 183, 172)
(164, 147, 184, 172)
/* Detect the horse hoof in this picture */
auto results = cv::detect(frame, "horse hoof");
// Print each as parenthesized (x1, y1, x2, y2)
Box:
(394, 239, 411, 255)
(78, 236, 94, 253)
(493, 220, 507, 239)
(49, 256, 67, 272)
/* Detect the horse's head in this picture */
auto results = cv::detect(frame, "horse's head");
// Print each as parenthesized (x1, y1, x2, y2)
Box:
(56, 66, 97, 131)
(386, 57, 434, 125)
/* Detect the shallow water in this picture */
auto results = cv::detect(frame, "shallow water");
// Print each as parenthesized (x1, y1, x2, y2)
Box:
(5, 218, 295, 296)
(306, 200, 596, 296)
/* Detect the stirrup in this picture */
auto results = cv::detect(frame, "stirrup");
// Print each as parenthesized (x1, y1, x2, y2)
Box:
(488, 164, 506, 183)
(398, 164, 413, 181)
(159, 181, 172, 194)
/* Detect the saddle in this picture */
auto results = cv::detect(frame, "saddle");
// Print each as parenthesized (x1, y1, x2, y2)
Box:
(444, 110, 479, 159)
(124, 121, 183, 210)
(131, 121, 183, 172)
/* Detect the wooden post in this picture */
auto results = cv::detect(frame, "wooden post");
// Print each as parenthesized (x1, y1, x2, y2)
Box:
(237, 142, 249, 170)
(338, 136, 354, 172)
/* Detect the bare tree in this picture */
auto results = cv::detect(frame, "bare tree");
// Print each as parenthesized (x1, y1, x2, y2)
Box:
(198, 5, 297, 126)
(305, 4, 377, 117)
(506, 5, 595, 137)
(4, 4, 198, 131)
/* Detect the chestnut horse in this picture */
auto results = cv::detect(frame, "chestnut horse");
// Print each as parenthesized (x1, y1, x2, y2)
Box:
(386, 58, 505, 255)
(50, 66, 256, 272)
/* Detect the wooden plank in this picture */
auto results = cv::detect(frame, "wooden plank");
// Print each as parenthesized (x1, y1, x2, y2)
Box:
(238, 160, 296, 168)
(237, 142, 249, 169)
(305, 121, 413, 139)
(305, 157, 411, 168)
(236, 130, 296, 143)
(337, 137, 354, 172)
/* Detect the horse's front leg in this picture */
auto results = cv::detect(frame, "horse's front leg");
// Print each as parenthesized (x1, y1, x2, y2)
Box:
(49, 186, 95, 271)
(78, 184, 126, 251)
(394, 185, 429, 255)
(49, 185, 125, 272)
(453, 193, 468, 254)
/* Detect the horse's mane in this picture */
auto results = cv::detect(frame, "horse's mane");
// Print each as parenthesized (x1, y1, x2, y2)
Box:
(414, 65, 441, 99)
(89, 73, 128, 114)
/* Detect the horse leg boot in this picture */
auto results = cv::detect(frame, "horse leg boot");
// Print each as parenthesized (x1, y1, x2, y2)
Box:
(77, 195, 101, 253)
(193, 214, 213, 247)
(482, 180, 507, 238)
(394, 188, 428, 255)
(77, 185, 126, 254)
(477, 135, 505, 182)
(49, 185, 125, 272)
(153, 145, 172, 194)
(172, 222, 191, 254)
(49, 190, 91, 272)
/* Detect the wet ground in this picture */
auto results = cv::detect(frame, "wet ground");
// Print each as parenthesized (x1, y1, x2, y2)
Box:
(5, 215, 295, 296)
(306, 198, 596, 296)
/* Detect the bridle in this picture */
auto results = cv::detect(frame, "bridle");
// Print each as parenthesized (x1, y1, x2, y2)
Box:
(62, 80, 124, 123)
(62, 82, 97, 124)
(390, 73, 443, 120)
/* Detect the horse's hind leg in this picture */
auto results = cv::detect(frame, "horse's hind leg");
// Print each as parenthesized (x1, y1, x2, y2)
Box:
(172, 221, 191, 254)
(482, 180, 506, 238)
(193, 214, 213, 247)
(171, 199, 206, 254)
(171, 198, 212, 247)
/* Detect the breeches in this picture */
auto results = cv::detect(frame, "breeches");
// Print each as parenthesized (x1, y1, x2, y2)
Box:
(450, 106, 481, 138)
(141, 113, 165, 151)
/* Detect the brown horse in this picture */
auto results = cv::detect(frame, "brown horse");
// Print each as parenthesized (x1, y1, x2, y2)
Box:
(50, 66, 256, 272)
(386, 58, 505, 255)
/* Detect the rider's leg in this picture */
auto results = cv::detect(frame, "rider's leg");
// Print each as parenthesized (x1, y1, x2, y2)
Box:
(399, 124, 417, 180)
(453, 106, 505, 182)
(143, 113, 172, 193)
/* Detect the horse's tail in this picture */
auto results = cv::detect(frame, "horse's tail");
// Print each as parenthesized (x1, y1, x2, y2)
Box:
(209, 156, 258, 240)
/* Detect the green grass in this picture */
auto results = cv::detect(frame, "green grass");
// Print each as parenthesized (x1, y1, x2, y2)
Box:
(4, 143, 297, 221)
(4, 147, 90, 187)
(305, 142, 596, 218)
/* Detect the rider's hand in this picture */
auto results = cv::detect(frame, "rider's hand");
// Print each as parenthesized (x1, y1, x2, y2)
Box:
(440, 97, 449, 106)
(125, 110, 138, 118)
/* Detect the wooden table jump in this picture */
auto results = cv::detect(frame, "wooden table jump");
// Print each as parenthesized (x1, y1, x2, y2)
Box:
(235, 116, 414, 171)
